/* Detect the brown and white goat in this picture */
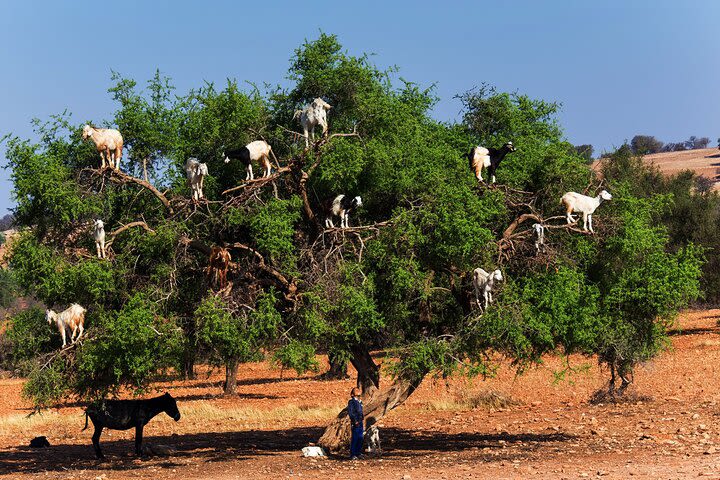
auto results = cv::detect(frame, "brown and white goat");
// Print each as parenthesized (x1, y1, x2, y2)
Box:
(206, 246, 231, 289)
(46, 304, 86, 347)
(82, 125, 124, 171)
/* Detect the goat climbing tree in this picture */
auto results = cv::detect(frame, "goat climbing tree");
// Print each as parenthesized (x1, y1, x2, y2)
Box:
(3, 34, 703, 448)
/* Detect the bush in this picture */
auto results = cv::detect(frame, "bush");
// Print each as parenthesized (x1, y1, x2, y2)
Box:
(4, 307, 58, 375)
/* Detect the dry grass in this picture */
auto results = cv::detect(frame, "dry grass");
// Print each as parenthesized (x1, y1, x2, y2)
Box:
(0, 401, 346, 438)
(421, 389, 519, 412)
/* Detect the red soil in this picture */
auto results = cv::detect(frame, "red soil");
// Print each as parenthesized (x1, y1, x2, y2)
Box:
(2, 310, 720, 479)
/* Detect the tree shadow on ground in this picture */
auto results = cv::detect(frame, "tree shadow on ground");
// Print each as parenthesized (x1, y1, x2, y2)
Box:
(171, 392, 282, 402)
(0, 426, 576, 475)
(668, 326, 719, 336)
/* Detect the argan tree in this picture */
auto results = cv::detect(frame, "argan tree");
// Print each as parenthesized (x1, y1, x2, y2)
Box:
(3, 34, 702, 450)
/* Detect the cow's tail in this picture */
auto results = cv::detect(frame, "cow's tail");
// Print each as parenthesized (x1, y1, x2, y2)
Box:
(82, 411, 89, 431)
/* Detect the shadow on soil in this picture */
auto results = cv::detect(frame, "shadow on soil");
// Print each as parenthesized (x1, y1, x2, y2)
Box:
(668, 326, 719, 336)
(0, 427, 575, 475)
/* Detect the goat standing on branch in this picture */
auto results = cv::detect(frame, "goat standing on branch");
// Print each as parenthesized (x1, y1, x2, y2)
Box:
(468, 141, 516, 183)
(224, 140, 272, 181)
(206, 246, 231, 289)
(294, 98, 332, 147)
(46, 304, 86, 347)
(82, 125, 124, 171)
(473, 268, 503, 312)
(561, 190, 612, 233)
(323, 194, 362, 229)
(93, 219, 106, 259)
(185, 157, 209, 200)
(532, 223, 546, 253)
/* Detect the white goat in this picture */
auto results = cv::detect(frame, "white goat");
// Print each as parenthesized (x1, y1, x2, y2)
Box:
(293, 98, 332, 147)
(93, 219, 106, 259)
(46, 304, 86, 347)
(82, 125, 124, 170)
(185, 157, 209, 200)
(561, 190, 612, 233)
(473, 268, 503, 312)
(532, 223, 546, 253)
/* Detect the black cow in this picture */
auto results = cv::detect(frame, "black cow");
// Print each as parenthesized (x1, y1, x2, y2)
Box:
(83, 392, 181, 459)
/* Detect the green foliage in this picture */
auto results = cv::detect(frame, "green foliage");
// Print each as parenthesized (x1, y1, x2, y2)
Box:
(5, 307, 57, 374)
(195, 295, 255, 366)
(248, 197, 302, 270)
(272, 339, 319, 376)
(73, 294, 182, 399)
(0, 268, 17, 309)
(195, 290, 282, 377)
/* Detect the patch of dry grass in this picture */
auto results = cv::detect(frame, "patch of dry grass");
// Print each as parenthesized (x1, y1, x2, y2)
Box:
(421, 389, 519, 412)
(0, 401, 346, 439)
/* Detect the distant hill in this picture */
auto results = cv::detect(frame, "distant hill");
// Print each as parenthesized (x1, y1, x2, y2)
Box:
(594, 148, 720, 190)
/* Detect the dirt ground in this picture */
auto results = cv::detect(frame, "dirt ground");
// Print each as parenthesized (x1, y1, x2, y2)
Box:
(2, 310, 720, 479)
(593, 147, 720, 190)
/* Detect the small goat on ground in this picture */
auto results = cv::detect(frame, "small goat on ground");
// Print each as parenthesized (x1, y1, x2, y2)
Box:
(82, 125, 124, 170)
(206, 246, 231, 289)
(46, 304, 86, 347)
(473, 268, 503, 312)
(293, 98, 332, 147)
(364, 424, 382, 455)
(468, 142, 516, 183)
(223, 141, 272, 181)
(532, 223, 546, 253)
(93, 219, 106, 259)
(323, 194, 362, 229)
(185, 157, 209, 200)
(561, 190, 612, 233)
(83, 392, 181, 459)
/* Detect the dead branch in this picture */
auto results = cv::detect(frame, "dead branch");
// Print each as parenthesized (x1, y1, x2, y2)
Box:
(107, 221, 155, 242)
(225, 242, 297, 295)
(86, 167, 173, 214)
(222, 167, 291, 196)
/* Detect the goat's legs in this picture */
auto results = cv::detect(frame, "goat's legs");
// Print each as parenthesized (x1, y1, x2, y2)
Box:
(582, 213, 589, 231)
(566, 209, 576, 224)
(246, 164, 254, 181)
(60, 327, 67, 348)
(588, 214, 594, 233)
(92, 424, 105, 459)
(473, 284, 482, 310)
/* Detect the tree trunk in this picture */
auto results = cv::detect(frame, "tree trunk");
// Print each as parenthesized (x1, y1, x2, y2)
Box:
(182, 354, 196, 380)
(317, 375, 424, 452)
(349, 345, 380, 395)
(224, 360, 239, 394)
(142, 158, 149, 182)
(321, 352, 349, 380)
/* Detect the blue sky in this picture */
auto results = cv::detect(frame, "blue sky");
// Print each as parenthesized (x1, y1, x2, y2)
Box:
(1, 0, 718, 215)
